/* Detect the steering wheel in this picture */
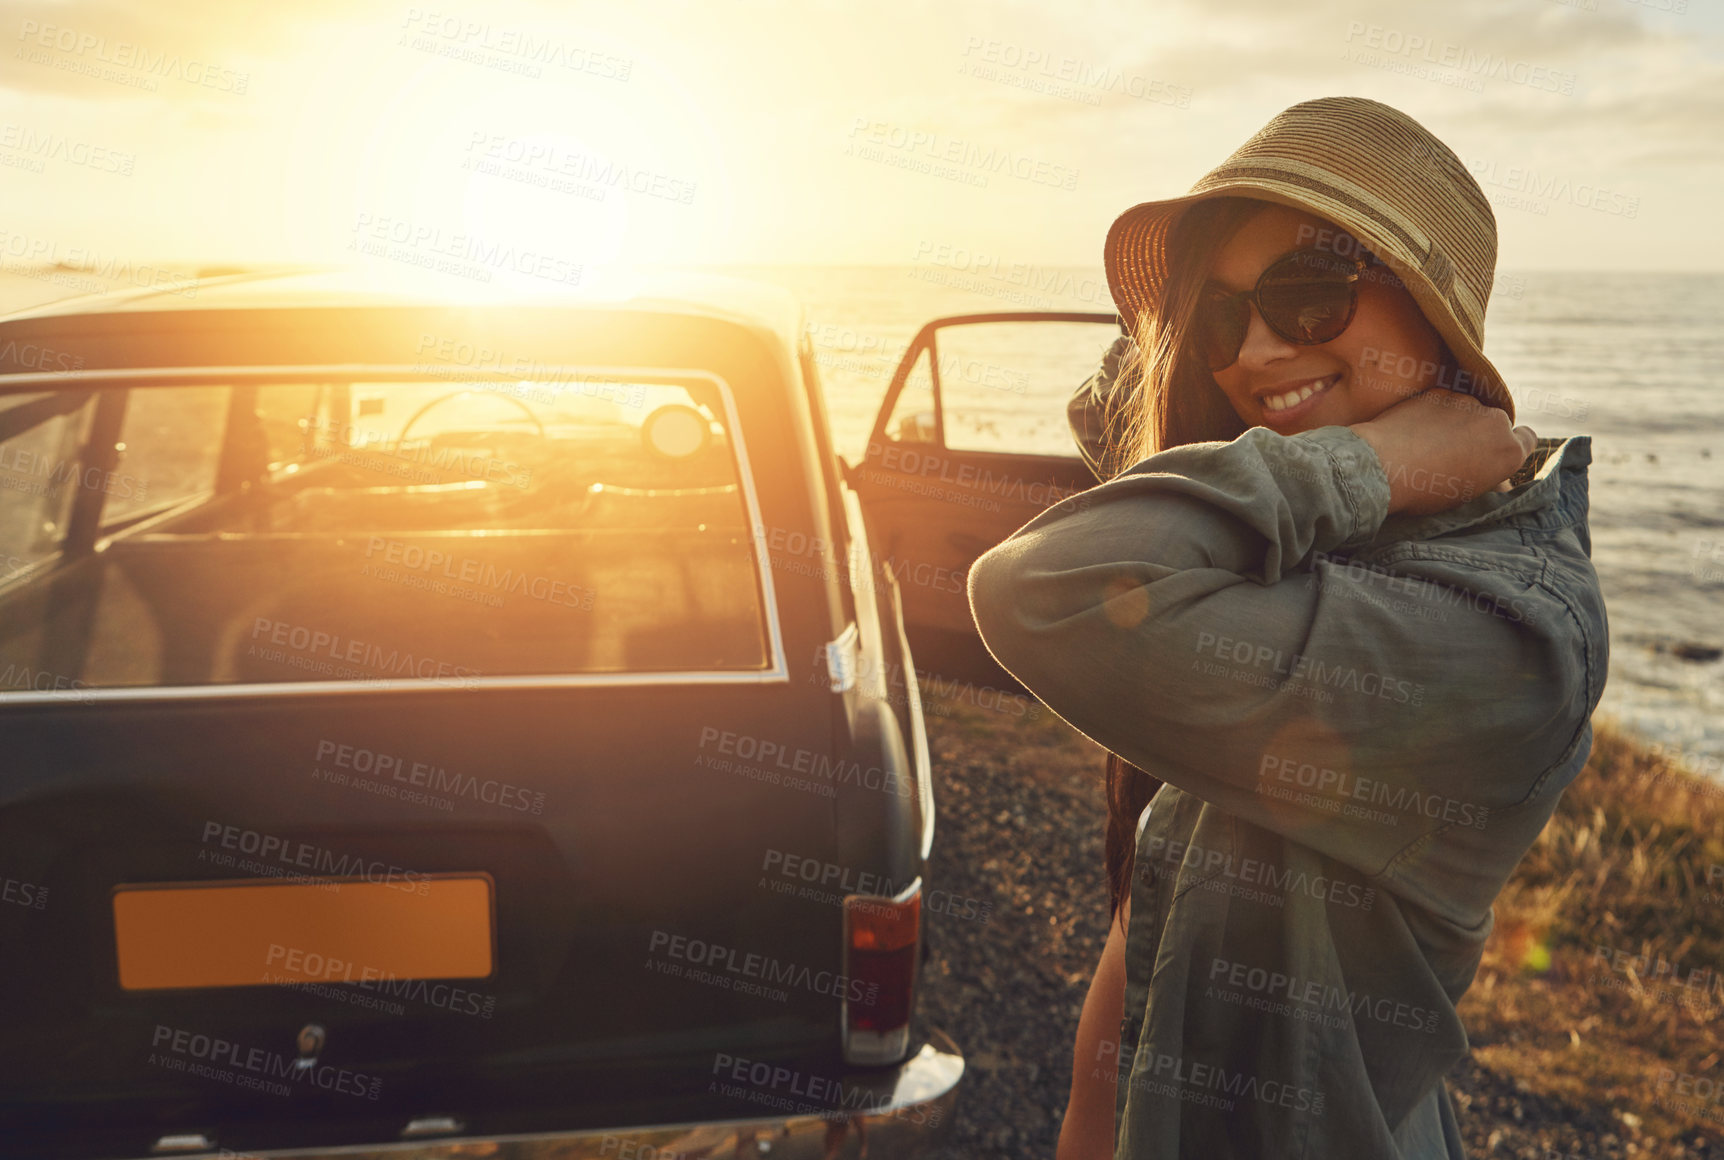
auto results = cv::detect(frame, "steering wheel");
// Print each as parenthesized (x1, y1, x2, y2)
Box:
(397, 389, 549, 446)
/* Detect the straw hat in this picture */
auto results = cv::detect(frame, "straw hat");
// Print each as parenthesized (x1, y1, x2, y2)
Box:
(1104, 95, 1515, 421)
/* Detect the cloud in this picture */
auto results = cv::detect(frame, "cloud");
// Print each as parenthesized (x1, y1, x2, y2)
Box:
(1442, 45, 1724, 165)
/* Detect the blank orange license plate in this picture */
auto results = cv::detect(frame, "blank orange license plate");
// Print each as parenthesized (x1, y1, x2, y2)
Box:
(112, 874, 494, 991)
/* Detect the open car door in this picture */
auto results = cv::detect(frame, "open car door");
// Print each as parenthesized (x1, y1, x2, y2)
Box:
(846, 311, 1121, 688)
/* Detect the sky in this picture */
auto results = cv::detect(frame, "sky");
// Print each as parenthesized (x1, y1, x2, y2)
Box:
(1, 0, 1719, 275)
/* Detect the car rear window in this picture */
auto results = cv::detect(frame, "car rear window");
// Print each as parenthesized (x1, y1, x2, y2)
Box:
(0, 375, 773, 693)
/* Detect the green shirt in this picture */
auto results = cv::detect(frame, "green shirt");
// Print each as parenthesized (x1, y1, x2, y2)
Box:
(966, 419, 1608, 1158)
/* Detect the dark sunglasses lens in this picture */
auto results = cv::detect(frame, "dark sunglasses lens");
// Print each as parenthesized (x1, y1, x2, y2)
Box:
(1196, 293, 1247, 371)
(1259, 251, 1358, 344)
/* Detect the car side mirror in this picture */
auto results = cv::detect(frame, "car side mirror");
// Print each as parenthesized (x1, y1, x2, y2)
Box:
(895, 409, 936, 444)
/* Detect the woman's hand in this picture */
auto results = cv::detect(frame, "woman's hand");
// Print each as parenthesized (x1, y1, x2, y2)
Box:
(1348, 388, 1537, 517)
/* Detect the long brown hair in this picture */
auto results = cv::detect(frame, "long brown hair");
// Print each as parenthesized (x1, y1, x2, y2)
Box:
(1102, 195, 1258, 930)
(1099, 194, 1467, 930)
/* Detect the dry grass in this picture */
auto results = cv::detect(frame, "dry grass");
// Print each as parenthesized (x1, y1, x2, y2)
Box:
(1462, 712, 1724, 1151)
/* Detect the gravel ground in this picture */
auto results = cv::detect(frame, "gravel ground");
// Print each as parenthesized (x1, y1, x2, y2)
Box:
(909, 687, 1714, 1160)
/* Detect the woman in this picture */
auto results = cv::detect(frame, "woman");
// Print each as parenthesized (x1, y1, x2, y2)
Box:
(967, 97, 1609, 1158)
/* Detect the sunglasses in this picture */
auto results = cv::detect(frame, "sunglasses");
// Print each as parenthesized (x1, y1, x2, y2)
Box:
(1195, 246, 1375, 372)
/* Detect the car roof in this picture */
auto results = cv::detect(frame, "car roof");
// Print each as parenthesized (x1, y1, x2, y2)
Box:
(0, 264, 807, 352)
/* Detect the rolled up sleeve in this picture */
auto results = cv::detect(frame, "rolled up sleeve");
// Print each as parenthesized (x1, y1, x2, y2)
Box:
(967, 423, 1590, 882)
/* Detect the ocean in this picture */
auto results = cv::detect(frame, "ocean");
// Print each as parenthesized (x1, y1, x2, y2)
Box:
(2, 264, 1719, 779)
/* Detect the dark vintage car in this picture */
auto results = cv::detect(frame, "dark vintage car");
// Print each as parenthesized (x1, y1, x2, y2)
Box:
(0, 268, 1118, 1159)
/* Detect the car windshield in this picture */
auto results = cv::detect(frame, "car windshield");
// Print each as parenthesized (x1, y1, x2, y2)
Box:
(0, 375, 772, 692)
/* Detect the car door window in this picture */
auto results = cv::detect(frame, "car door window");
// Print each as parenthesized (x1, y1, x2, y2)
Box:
(0, 392, 95, 580)
(932, 320, 1120, 456)
(878, 347, 937, 447)
(101, 386, 227, 526)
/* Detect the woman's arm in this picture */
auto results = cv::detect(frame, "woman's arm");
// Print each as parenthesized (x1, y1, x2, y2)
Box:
(967, 420, 1597, 901)
(1058, 894, 1129, 1160)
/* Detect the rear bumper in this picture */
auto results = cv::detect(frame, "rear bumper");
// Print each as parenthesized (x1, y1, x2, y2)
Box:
(138, 1026, 964, 1160)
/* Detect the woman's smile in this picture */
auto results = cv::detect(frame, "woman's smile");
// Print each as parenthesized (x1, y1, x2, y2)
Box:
(1256, 371, 1342, 426)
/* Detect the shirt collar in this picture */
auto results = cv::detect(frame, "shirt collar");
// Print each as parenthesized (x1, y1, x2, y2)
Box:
(1373, 434, 1592, 542)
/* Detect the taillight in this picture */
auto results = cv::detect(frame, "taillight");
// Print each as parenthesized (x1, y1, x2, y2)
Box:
(841, 876, 921, 1065)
